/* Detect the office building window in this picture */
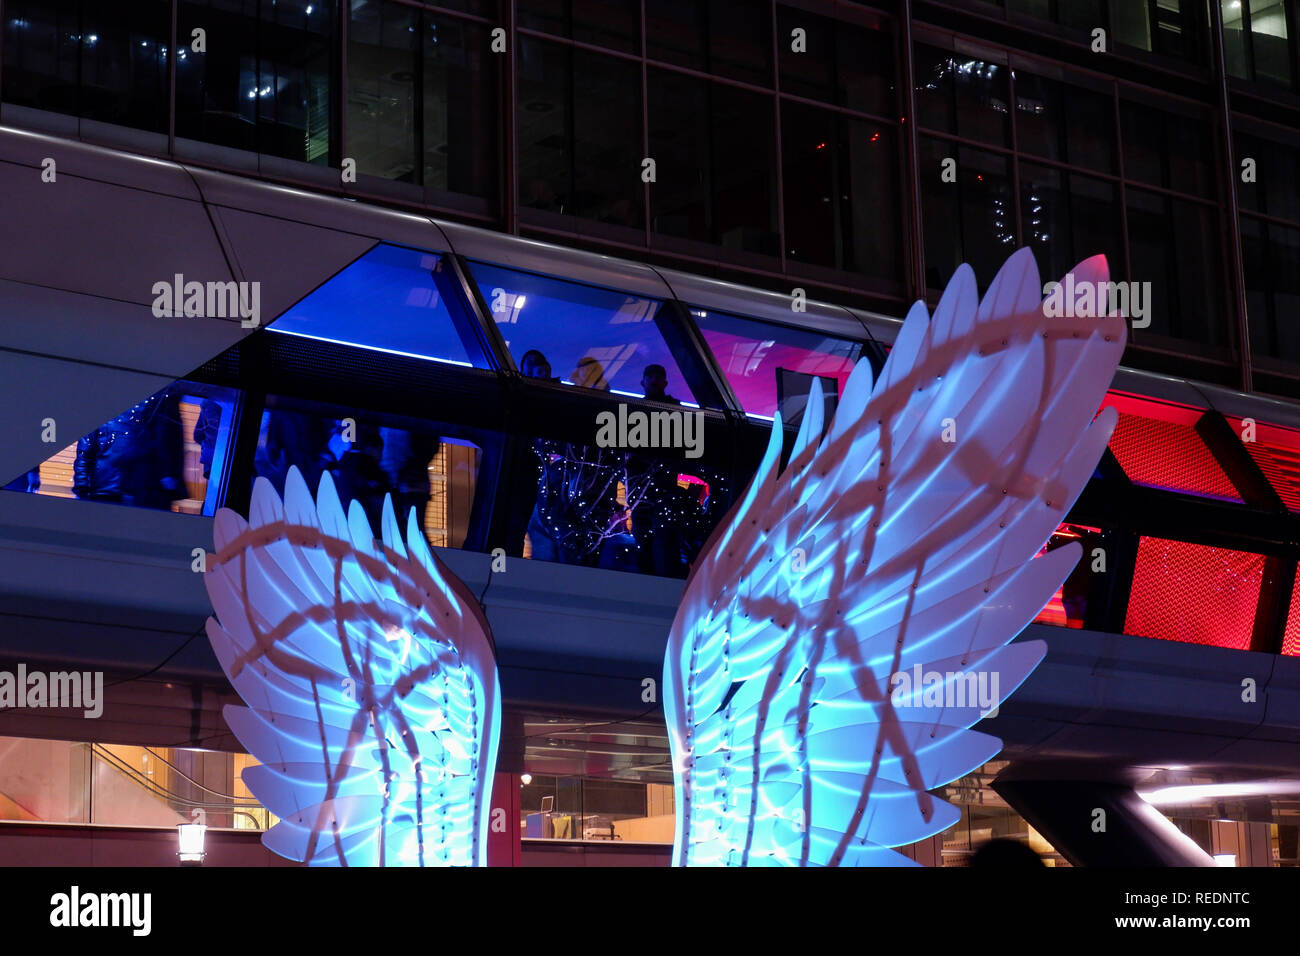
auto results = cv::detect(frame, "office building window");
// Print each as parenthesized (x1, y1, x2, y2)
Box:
(782, 103, 901, 281)
(1014, 71, 1116, 175)
(1120, 97, 1217, 197)
(4, 381, 241, 518)
(1126, 188, 1228, 348)
(646, 0, 773, 87)
(347, 0, 418, 182)
(648, 70, 780, 257)
(1114, 0, 1204, 61)
(422, 15, 499, 203)
(178, 0, 334, 163)
(2, 0, 170, 133)
(1242, 217, 1300, 366)
(915, 45, 1011, 148)
(1222, 0, 1294, 86)
(347, 1, 497, 203)
(1019, 163, 1124, 288)
(517, 38, 643, 228)
(518, 0, 641, 55)
(1007, 0, 1104, 32)
(1236, 131, 1300, 222)
(920, 138, 1015, 290)
(776, 6, 896, 118)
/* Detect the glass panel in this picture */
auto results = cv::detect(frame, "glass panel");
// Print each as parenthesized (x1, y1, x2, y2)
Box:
(268, 244, 487, 368)
(254, 397, 492, 547)
(1016, 71, 1115, 174)
(467, 260, 699, 401)
(1222, 0, 1251, 77)
(689, 308, 862, 419)
(2, 1, 79, 116)
(1244, 217, 1300, 362)
(507, 432, 731, 577)
(423, 15, 498, 202)
(78, 0, 170, 132)
(914, 46, 1010, 147)
(712, 84, 779, 255)
(781, 103, 901, 280)
(347, 0, 417, 182)
(1250, 0, 1293, 87)
(647, 69, 710, 244)
(1127, 189, 1228, 347)
(1121, 99, 1215, 197)
(646, 0, 772, 86)
(5, 382, 240, 517)
(647, 70, 779, 255)
(520, 712, 673, 841)
(1118, 0, 1203, 59)
(2, 0, 169, 133)
(517, 38, 644, 226)
(177, 0, 259, 154)
(1020, 162, 1124, 285)
(0, 736, 272, 830)
(921, 138, 1016, 292)
(178, 1, 333, 162)
(776, 6, 896, 116)
(255, 0, 334, 163)
(518, 0, 641, 54)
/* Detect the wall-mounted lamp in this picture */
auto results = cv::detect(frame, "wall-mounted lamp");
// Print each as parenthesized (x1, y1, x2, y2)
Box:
(177, 823, 207, 866)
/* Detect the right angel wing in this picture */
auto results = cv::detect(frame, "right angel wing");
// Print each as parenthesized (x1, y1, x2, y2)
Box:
(204, 466, 500, 866)
(663, 249, 1125, 866)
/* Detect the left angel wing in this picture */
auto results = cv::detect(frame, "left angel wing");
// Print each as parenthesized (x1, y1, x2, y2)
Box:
(663, 249, 1125, 866)
(204, 466, 500, 866)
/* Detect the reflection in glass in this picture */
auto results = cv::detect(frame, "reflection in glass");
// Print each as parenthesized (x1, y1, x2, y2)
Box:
(253, 400, 482, 548)
(4, 381, 238, 517)
(268, 244, 486, 368)
(517, 38, 643, 226)
(467, 261, 696, 400)
(0, 736, 271, 830)
(514, 436, 728, 578)
(690, 309, 861, 420)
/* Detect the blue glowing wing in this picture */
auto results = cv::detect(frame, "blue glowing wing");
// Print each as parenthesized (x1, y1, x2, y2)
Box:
(204, 466, 500, 866)
(663, 249, 1126, 866)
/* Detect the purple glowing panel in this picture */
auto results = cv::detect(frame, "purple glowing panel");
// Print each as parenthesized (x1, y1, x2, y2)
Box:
(466, 261, 698, 401)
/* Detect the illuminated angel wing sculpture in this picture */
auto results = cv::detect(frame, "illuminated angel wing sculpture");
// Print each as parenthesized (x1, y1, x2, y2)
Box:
(204, 466, 500, 866)
(663, 249, 1126, 866)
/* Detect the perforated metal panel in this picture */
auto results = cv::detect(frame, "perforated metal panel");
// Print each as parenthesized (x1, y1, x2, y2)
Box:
(1108, 410, 1243, 502)
(1124, 537, 1264, 650)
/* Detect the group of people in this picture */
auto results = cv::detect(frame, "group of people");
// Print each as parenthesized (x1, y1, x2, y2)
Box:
(254, 411, 440, 532)
(69, 390, 223, 509)
(505, 351, 716, 578)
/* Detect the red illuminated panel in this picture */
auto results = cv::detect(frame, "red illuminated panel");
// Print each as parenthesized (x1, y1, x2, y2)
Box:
(1283, 567, 1300, 657)
(1225, 416, 1300, 513)
(1102, 393, 1242, 503)
(1124, 537, 1264, 650)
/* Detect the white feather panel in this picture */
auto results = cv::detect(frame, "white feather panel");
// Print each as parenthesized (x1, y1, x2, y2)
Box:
(204, 467, 500, 866)
(664, 249, 1126, 866)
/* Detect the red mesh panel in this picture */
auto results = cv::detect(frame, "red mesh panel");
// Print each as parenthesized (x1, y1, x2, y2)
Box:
(1225, 416, 1300, 513)
(1124, 537, 1264, 650)
(1284, 567, 1300, 657)
(1103, 394, 1242, 503)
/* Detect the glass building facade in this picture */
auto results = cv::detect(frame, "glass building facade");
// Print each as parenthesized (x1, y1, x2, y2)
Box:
(8, 0, 1300, 396)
